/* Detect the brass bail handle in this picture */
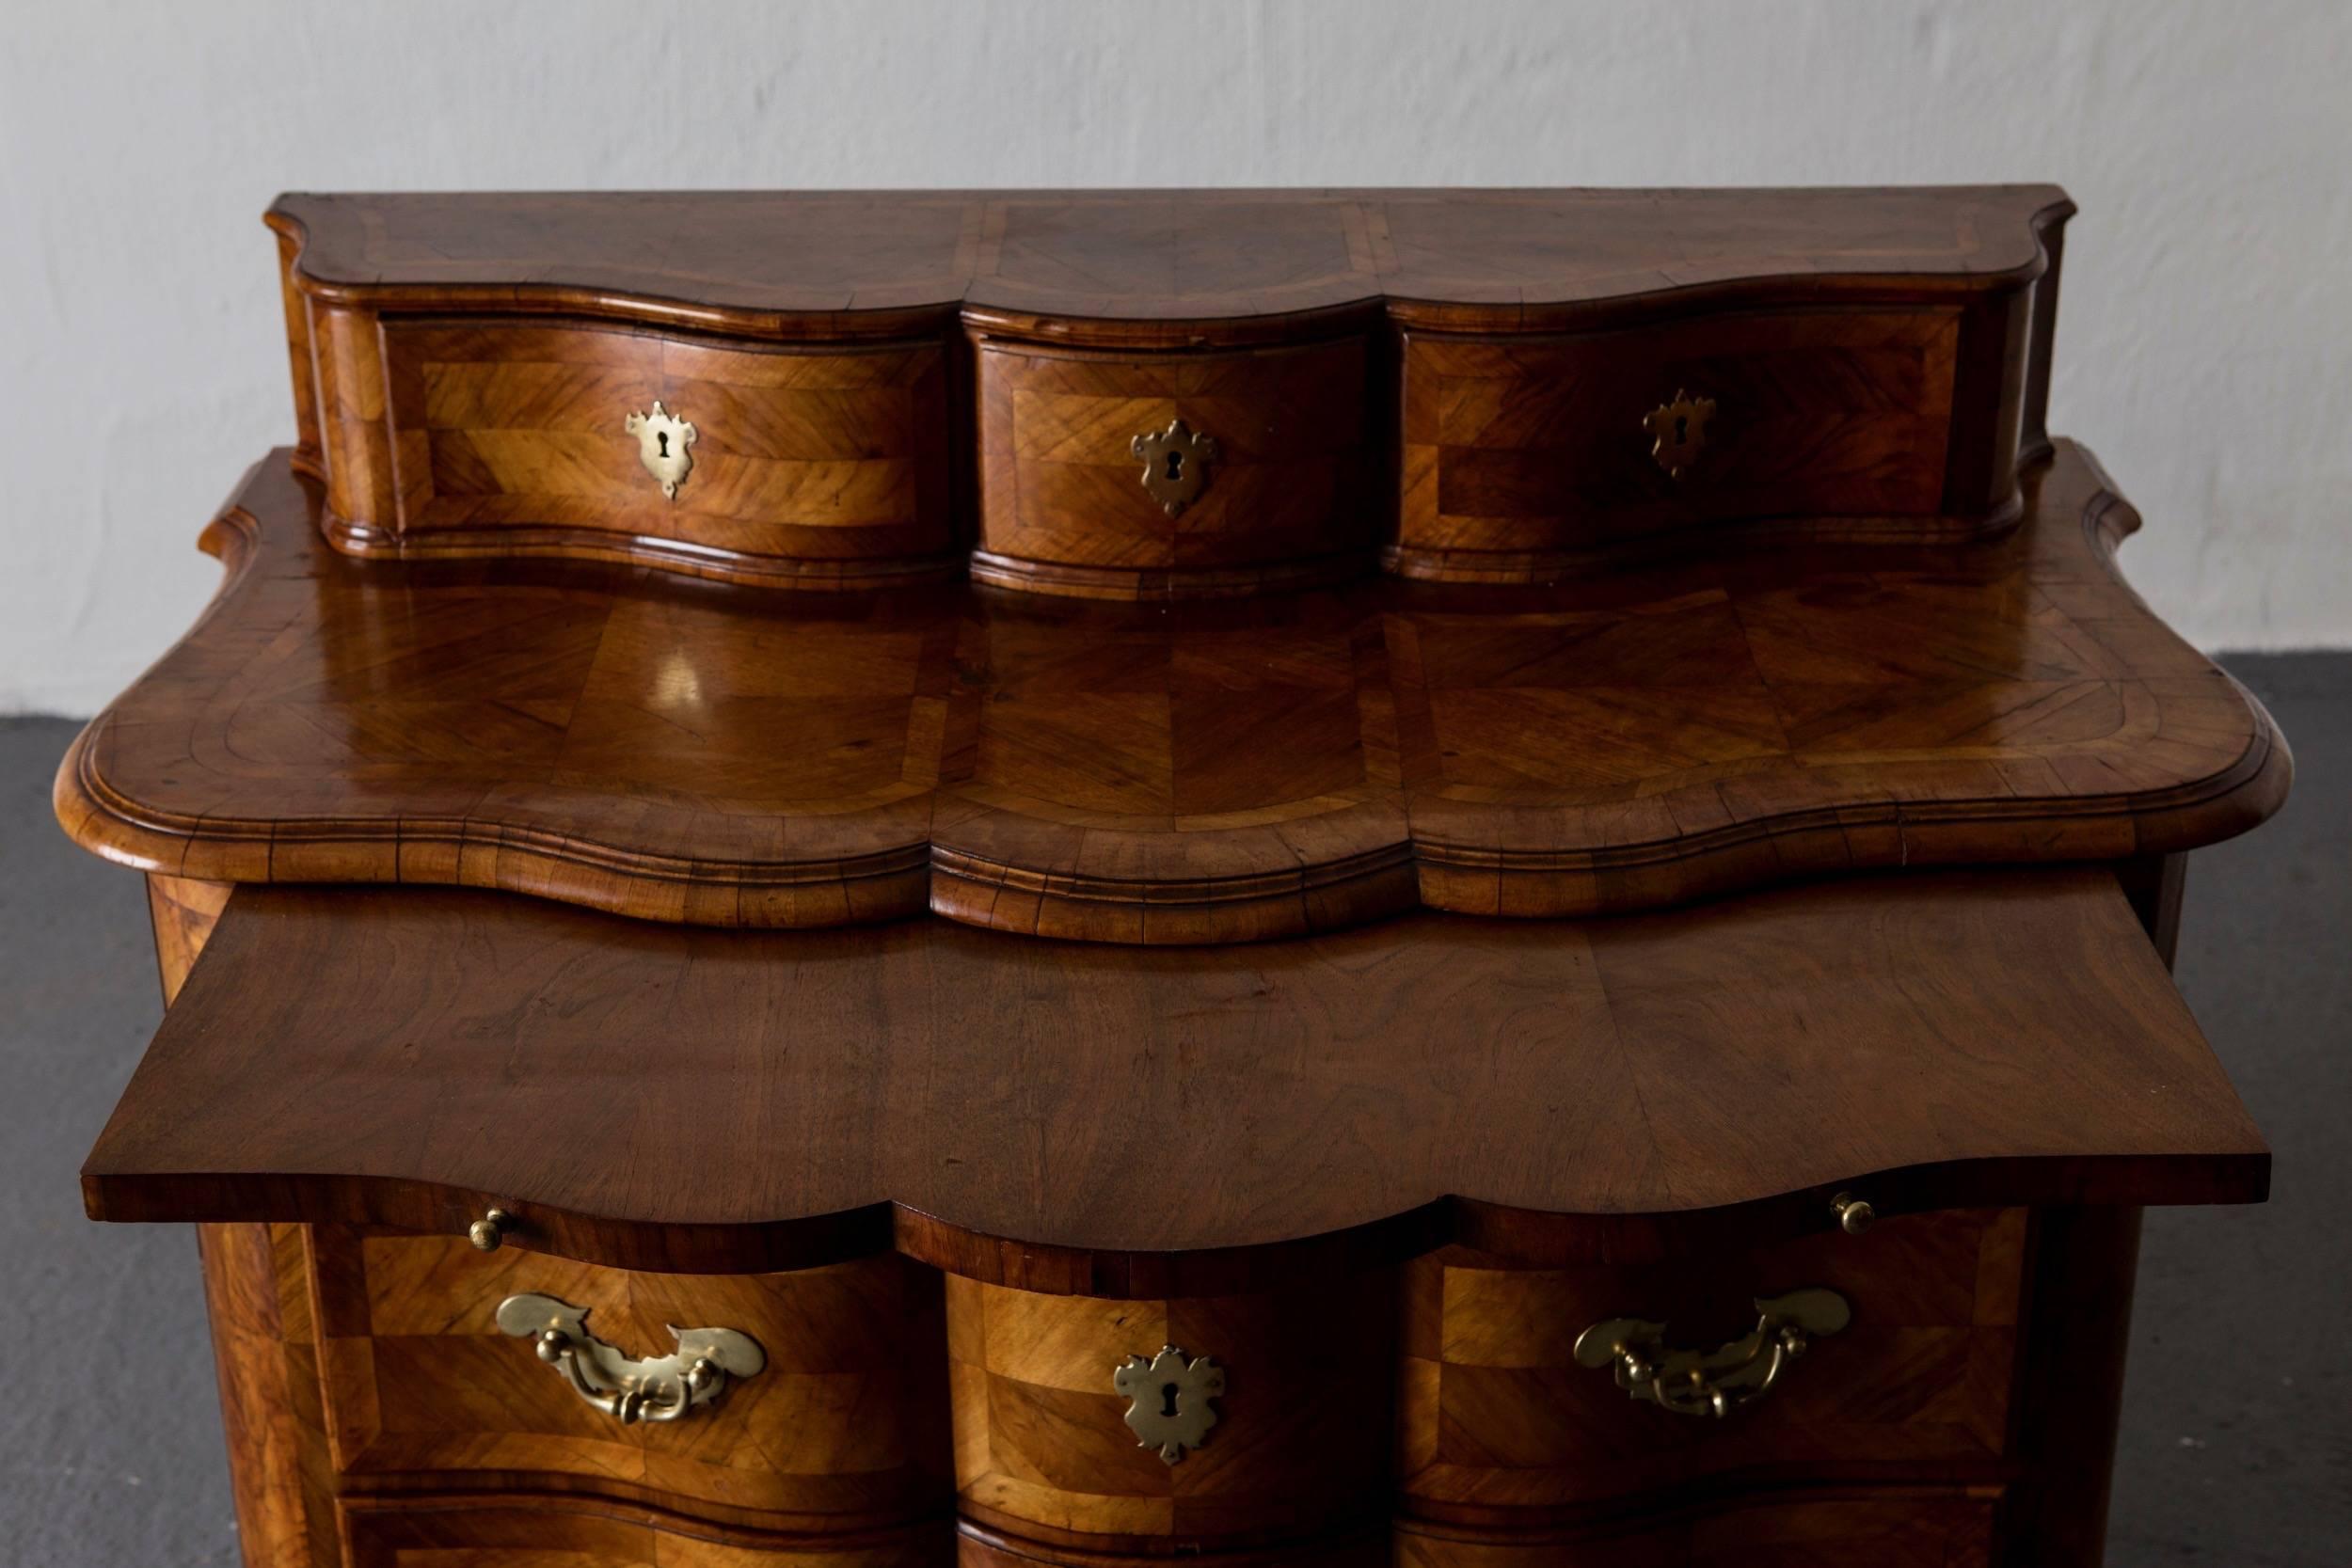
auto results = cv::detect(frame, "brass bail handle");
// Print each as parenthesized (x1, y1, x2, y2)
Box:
(495, 1292, 765, 1425)
(1573, 1286, 1851, 1418)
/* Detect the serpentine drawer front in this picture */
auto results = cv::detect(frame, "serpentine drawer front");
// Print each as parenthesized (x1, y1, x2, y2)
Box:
(343, 319, 959, 586)
(268, 187, 2068, 596)
(1391, 305, 1992, 580)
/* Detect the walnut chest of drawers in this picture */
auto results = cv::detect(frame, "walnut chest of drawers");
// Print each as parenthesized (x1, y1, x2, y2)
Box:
(60, 188, 2287, 1568)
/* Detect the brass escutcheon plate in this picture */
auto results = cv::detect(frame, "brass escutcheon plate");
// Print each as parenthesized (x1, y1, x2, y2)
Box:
(1112, 1344, 1225, 1464)
(1642, 388, 1715, 479)
(1130, 418, 1216, 517)
(624, 401, 698, 500)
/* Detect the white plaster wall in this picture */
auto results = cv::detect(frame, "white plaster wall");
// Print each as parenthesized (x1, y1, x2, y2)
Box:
(3, 0, 2347, 713)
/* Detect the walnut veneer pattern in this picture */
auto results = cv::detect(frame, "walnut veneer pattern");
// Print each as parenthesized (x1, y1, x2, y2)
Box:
(86, 868, 2265, 1287)
(269, 188, 2070, 594)
(56, 441, 2286, 942)
(66, 186, 2290, 1568)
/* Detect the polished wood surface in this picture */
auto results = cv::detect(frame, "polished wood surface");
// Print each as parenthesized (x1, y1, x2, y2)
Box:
(54, 442, 2288, 942)
(311, 1232, 949, 1530)
(1391, 307, 1987, 582)
(269, 188, 2068, 591)
(971, 334, 1375, 597)
(947, 1275, 1392, 1555)
(269, 188, 2067, 331)
(69, 186, 2284, 1568)
(1391, 1490, 1998, 1566)
(340, 1497, 944, 1567)
(147, 876, 343, 1568)
(344, 322, 960, 588)
(84, 867, 2265, 1287)
(1401, 1211, 2024, 1525)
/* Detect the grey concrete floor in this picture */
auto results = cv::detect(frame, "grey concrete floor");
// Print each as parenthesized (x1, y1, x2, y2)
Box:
(2, 652, 2346, 1566)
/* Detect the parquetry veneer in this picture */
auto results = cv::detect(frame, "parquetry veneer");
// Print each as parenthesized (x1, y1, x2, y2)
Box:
(59, 187, 2288, 1568)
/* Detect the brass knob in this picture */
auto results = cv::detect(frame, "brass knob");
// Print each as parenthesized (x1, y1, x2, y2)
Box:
(469, 1208, 515, 1251)
(1831, 1192, 1875, 1235)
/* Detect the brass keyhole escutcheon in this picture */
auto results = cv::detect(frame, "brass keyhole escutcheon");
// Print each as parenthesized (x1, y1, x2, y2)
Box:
(1643, 388, 1716, 480)
(1113, 1345, 1225, 1465)
(624, 401, 698, 501)
(1130, 418, 1216, 517)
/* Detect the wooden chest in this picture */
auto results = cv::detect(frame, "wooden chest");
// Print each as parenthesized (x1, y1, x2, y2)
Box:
(60, 189, 2286, 1568)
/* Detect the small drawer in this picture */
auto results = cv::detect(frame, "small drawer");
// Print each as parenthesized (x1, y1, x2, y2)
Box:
(971, 333, 1378, 598)
(945, 1271, 1395, 1555)
(1398, 1208, 2026, 1525)
(1393, 308, 1981, 579)
(340, 319, 958, 585)
(310, 1229, 952, 1532)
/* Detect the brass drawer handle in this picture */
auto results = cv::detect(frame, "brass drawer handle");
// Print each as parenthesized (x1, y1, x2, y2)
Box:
(624, 401, 697, 500)
(496, 1291, 764, 1425)
(1642, 388, 1715, 478)
(1131, 418, 1216, 517)
(1573, 1286, 1849, 1418)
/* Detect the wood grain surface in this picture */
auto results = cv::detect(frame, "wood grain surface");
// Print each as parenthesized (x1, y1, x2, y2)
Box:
(340, 321, 961, 588)
(268, 188, 2070, 335)
(269, 188, 2068, 592)
(82, 867, 2265, 1286)
(971, 334, 1376, 596)
(311, 1232, 950, 1531)
(53, 442, 2288, 942)
(946, 1275, 1393, 1554)
(340, 1496, 947, 1567)
(1398, 1211, 2026, 1526)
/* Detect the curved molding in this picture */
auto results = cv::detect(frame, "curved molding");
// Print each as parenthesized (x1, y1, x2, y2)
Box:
(268, 188, 2075, 348)
(56, 441, 2290, 943)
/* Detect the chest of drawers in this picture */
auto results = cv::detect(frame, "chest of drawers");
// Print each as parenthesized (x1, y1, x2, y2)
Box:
(61, 188, 2285, 1567)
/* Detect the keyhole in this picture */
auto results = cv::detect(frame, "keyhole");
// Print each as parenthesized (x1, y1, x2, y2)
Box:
(1672, 415, 1688, 445)
(656, 431, 671, 458)
(1164, 451, 1184, 483)
(1159, 1382, 1180, 1418)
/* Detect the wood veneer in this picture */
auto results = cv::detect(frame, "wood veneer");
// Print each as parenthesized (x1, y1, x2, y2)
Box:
(354, 321, 960, 588)
(310, 1232, 950, 1532)
(66, 185, 2286, 1568)
(84, 867, 2265, 1288)
(269, 188, 2070, 593)
(54, 442, 2288, 943)
(1399, 1211, 2025, 1527)
(946, 1275, 1393, 1557)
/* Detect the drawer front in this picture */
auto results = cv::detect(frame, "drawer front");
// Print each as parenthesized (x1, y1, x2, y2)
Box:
(973, 335, 1377, 597)
(1396, 309, 1966, 578)
(362, 321, 957, 579)
(342, 1498, 946, 1567)
(1399, 1209, 2026, 1524)
(945, 1272, 1394, 1554)
(312, 1231, 952, 1530)
(1392, 1490, 1996, 1567)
